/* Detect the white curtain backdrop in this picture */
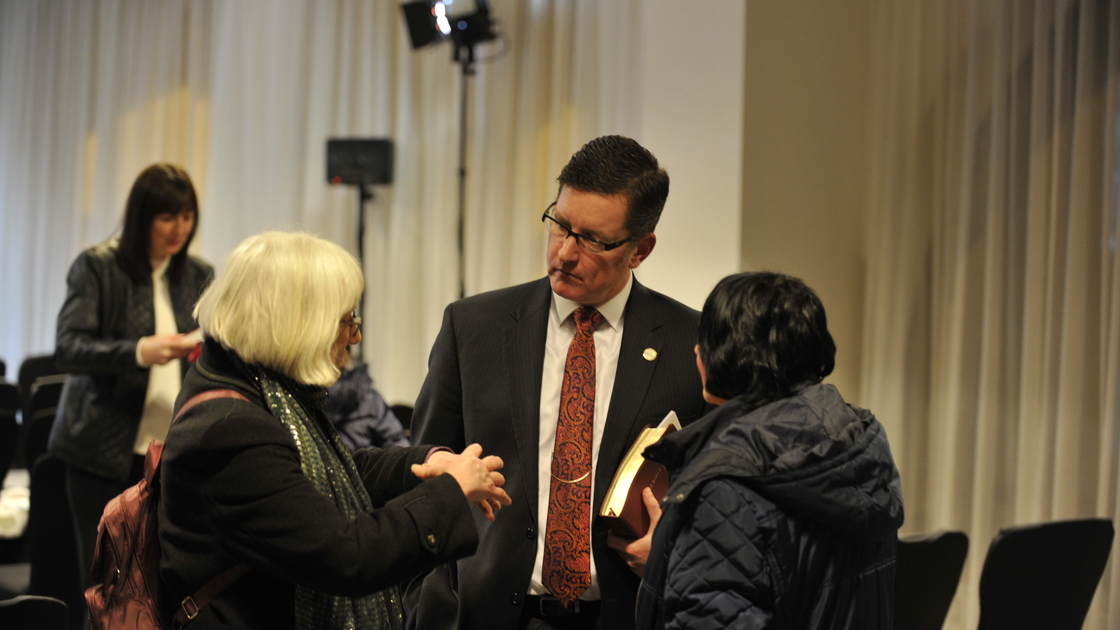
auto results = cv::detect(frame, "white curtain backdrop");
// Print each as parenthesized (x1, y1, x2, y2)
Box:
(5, 0, 1118, 625)
(0, 0, 667, 404)
(864, 1, 1120, 628)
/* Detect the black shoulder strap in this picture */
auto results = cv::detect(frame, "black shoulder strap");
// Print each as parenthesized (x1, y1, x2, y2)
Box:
(166, 388, 252, 629)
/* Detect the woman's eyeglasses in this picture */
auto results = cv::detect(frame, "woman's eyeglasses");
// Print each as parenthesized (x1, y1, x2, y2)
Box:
(340, 312, 363, 336)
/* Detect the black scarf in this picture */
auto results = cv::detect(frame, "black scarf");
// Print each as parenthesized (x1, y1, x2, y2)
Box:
(233, 354, 403, 630)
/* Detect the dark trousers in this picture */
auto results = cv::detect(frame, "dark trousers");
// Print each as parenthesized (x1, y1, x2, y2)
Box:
(65, 457, 145, 614)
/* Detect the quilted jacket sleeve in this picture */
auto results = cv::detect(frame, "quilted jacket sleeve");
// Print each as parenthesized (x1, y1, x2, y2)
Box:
(55, 249, 142, 373)
(663, 478, 775, 630)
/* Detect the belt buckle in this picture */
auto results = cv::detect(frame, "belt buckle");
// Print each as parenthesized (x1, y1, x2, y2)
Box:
(537, 595, 581, 618)
(180, 595, 200, 620)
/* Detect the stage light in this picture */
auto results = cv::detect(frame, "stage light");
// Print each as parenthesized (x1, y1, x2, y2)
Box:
(400, 0, 502, 298)
(401, 0, 495, 54)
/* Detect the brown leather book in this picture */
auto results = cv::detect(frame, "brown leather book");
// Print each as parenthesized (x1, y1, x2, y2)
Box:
(598, 412, 680, 538)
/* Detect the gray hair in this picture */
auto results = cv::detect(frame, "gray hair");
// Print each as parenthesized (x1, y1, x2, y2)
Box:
(195, 231, 363, 386)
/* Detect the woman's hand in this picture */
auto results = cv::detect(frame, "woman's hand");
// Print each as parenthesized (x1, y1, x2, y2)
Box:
(605, 486, 663, 578)
(139, 333, 200, 366)
(412, 443, 512, 521)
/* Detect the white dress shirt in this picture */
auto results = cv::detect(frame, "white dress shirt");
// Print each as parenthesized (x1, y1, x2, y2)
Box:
(529, 273, 634, 600)
(132, 257, 182, 454)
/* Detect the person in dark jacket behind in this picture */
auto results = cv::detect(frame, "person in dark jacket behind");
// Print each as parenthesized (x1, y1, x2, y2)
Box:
(325, 349, 410, 450)
(636, 271, 904, 630)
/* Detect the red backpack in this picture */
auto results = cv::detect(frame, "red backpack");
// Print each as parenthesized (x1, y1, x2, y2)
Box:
(85, 389, 250, 629)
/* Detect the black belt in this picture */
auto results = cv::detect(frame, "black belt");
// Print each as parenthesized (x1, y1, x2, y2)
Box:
(524, 595, 601, 620)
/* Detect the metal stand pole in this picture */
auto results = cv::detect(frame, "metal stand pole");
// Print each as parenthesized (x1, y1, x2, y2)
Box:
(355, 183, 373, 362)
(455, 43, 476, 300)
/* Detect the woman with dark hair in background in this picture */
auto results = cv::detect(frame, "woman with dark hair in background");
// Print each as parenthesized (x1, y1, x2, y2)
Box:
(636, 271, 904, 629)
(49, 163, 213, 604)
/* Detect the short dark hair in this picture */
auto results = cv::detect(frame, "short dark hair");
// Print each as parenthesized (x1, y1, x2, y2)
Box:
(556, 135, 669, 237)
(117, 163, 199, 281)
(698, 271, 836, 407)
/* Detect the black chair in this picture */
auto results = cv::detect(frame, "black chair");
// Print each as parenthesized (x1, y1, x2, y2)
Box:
(391, 404, 413, 440)
(15, 355, 64, 471)
(16, 355, 61, 421)
(0, 382, 26, 566)
(22, 376, 66, 475)
(0, 455, 84, 630)
(0, 383, 20, 480)
(895, 530, 969, 630)
(977, 517, 1114, 630)
(25, 455, 83, 630)
(0, 594, 68, 630)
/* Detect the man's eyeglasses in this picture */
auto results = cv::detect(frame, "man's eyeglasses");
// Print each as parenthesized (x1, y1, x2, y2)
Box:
(340, 312, 363, 337)
(541, 202, 634, 254)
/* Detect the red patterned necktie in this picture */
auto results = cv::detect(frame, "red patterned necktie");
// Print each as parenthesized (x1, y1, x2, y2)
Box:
(543, 306, 603, 607)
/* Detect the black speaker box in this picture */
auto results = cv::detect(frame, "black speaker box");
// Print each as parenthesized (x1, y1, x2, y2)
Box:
(326, 138, 394, 185)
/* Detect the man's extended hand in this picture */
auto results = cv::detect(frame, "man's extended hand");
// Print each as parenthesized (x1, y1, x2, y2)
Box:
(605, 486, 663, 578)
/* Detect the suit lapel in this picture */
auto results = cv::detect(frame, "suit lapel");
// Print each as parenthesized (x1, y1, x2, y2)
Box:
(503, 279, 551, 520)
(594, 279, 663, 509)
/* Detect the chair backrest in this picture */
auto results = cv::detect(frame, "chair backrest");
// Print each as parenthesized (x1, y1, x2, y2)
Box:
(0, 383, 20, 479)
(0, 594, 69, 630)
(391, 404, 413, 439)
(895, 530, 969, 630)
(16, 355, 63, 424)
(977, 518, 1114, 630)
(26, 455, 83, 630)
(22, 376, 66, 472)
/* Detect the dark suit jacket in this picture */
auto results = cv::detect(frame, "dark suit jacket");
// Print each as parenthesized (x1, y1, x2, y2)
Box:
(406, 277, 707, 630)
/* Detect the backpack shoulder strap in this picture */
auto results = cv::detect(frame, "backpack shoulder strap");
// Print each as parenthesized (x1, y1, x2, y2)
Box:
(173, 564, 250, 629)
(173, 388, 251, 424)
(165, 387, 252, 629)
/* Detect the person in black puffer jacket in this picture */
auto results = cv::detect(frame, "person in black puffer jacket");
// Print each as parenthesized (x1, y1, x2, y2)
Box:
(636, 271, 904, 630)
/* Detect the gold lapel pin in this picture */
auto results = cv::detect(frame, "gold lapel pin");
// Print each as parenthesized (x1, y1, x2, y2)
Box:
(643, 348, 658, 362)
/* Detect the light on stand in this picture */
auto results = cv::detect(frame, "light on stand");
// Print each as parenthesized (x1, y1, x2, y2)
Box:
(401, 0, 496, 59)
(401, 0, 499, 298)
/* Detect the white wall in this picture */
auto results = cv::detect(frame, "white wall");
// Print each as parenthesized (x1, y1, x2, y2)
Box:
(741, 0, 870, 402)
(633, 1, 746, 311)
(628, 0, 869, 402)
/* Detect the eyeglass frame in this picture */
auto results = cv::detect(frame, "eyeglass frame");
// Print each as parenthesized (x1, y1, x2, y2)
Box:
(540, 202, 635, 254)
(340, 312, 363, 337)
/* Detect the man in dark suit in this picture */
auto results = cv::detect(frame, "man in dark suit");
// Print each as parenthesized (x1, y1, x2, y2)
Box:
(406, 135, 708, 630)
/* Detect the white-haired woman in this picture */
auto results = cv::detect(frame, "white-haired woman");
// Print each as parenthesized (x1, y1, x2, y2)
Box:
(158, 231, 510, 629)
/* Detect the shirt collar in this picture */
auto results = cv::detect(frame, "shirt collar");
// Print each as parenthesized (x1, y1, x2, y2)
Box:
(151, 256, 171, 279)
(552, 272, 633, 331)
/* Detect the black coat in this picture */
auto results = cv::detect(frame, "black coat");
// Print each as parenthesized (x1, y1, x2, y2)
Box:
(158, 341, 480, 629)
(637, 384, 904, 630)
(50, 241, 212, 481)
(406, 277, 708, 630)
